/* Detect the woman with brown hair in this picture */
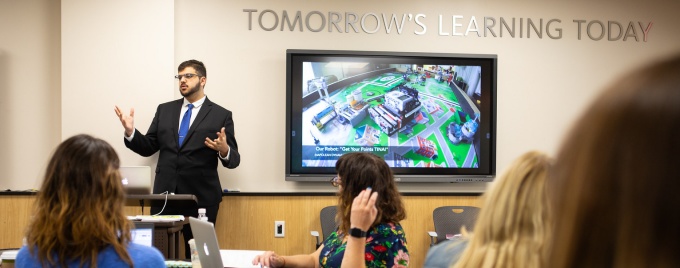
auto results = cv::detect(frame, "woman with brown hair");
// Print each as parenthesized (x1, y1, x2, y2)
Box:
(424, 150, 553, 268)
(549, 54, 680, 268)
(253, 152, 409, 268)
(16, 134, 165, 267)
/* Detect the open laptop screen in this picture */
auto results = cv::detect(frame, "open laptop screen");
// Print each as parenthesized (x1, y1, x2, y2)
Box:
(131, 221, 154, 247)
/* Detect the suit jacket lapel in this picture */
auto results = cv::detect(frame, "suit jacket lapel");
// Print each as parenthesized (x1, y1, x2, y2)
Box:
(172, 99, 183, 149)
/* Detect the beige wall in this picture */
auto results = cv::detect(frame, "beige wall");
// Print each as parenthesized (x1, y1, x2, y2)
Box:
(60, 0, 175, 170)
(2, 0, 680, 193)
(0, 0, 61, 191)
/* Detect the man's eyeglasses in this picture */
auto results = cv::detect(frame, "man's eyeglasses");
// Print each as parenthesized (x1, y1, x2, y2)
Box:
(174, 73, 201, 80)
(330, 176, 340, 187)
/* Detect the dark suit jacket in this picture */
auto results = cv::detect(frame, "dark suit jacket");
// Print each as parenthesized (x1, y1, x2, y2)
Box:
(125, 97, 240, 206)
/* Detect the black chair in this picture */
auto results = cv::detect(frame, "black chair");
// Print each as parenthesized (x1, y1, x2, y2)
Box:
(428, 206, 480, 247)
(311, 205, 338, 248)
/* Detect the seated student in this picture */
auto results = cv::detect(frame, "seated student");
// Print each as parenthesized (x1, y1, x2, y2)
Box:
(17, 134, 165, 268)
(549, 55, 680, 268)
(424, 151, 553, 268)
(253, 152, 409, 268)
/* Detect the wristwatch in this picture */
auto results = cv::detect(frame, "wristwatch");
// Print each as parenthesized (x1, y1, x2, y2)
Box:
(349, 227, 368, 238)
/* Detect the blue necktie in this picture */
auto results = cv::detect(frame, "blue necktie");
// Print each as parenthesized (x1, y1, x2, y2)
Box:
(178, 103, 194, 146)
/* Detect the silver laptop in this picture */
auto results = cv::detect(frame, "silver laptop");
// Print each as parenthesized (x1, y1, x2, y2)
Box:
(119, 166, 152, 194)
(190, 217, 264, 267)
(190, 217, 224, 267)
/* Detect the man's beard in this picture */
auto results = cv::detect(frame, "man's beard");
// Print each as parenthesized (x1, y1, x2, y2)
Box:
(180, 82, 200, 98)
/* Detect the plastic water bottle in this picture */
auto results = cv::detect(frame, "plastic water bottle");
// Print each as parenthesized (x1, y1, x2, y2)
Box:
(198, 208, 208, 222)
(188, 238, 202, 268)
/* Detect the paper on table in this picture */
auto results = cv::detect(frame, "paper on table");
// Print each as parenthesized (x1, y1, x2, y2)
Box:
(133, 215, 185, 222)
(220, 250, 265, 268)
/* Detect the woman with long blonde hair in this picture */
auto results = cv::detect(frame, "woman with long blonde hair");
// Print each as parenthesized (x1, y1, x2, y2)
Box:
(17, 134, 165, 267)
(424, 151, 552, 268)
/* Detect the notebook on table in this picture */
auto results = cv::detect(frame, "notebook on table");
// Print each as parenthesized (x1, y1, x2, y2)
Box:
(120, 166, 152, 195)
(189, 217, 264, 268)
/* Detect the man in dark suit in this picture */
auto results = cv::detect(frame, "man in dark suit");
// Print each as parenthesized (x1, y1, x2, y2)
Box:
(115, 59, 239, 257)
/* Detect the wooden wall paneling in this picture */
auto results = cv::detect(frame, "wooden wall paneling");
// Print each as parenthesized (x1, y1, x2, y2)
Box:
(217, 196, 337, 253)
(214, 195, 481, 268)
(1, 194, 481, 268)
(0, 196, 34, 249)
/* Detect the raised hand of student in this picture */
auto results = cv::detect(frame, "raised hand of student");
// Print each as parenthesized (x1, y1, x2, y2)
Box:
(350, 188, 378, 231)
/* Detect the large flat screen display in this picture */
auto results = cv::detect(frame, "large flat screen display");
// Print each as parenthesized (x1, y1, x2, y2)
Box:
(286, 50, 496, 182)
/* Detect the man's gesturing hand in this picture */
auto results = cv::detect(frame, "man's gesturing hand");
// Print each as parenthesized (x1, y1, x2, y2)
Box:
(205, 127, 230, 157)
(114, 105, 135, 137)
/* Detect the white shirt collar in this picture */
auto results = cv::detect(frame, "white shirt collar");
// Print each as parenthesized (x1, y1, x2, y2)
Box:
(183, 95, 207, 108)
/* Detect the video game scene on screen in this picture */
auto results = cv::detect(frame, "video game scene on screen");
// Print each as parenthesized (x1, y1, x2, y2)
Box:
(301, 62, 482, 169)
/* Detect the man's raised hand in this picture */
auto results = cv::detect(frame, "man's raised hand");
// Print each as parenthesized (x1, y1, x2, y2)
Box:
(114, 105, 135, 137)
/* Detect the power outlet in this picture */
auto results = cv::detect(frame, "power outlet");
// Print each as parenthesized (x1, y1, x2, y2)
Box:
(275, 221, 285, 237)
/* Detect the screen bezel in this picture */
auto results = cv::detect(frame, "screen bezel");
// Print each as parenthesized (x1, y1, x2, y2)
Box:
(285, 49, 497, 182)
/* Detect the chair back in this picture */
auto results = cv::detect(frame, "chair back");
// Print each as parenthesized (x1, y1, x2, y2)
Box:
(320, 205, 339, 240)
(432, 206, 480, 243)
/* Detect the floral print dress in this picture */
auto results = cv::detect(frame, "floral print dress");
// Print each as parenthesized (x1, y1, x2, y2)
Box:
(319, 222, 409, 268)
